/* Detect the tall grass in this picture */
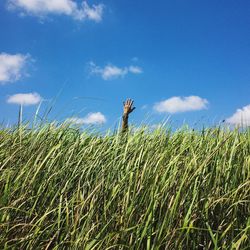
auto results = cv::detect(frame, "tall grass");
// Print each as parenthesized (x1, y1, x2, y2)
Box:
(0, 123, 249, 249)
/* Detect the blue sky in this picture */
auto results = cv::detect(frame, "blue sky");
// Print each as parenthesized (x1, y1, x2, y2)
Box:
(0, 0, 250, 129)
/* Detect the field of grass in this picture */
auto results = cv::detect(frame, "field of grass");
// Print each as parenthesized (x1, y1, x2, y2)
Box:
(0, 123, 249, 249)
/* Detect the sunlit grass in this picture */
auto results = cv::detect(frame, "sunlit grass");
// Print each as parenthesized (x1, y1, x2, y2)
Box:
(0, 123, 249, 249)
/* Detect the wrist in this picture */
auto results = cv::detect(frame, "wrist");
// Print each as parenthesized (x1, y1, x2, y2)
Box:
(123, 113, 129, 118)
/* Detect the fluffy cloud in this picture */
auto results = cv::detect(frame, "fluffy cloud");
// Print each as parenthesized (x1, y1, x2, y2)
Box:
(67, 112, 106, 125)
(7, 93, 42, 106)
(128, 66, 143, 74)
(226, 104, 250, 126)
(78, 1, 103, 22)
(154, 96, 208, 114)
(7, 0, 104, 22)
(0, 53, 29, 84)
(89, 62, 143, 80)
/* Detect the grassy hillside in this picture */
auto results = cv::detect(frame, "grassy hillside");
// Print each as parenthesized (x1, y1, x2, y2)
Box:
(0, 124, 249, 249)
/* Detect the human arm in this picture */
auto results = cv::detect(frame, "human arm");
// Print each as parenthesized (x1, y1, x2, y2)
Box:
(121, 99, 136, 132)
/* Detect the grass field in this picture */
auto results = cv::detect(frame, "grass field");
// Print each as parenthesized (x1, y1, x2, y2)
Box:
(0, 123, 249, 249)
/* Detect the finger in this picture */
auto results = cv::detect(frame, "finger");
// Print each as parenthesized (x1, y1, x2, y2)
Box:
(131, 100, 134, 107)
(129, 107, 136, 113)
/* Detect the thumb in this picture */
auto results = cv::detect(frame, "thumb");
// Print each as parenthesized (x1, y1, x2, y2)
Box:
(131, 107, 136, 112)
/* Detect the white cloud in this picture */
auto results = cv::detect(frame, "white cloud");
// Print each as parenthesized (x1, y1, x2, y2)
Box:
(0, 53, 29, 84)
(7, 0, 104, 22)
(7, 93, 42, 106)
(77, 1, 103, 22)
(129, 66, 143, 74)
(89, 62, 143, 80)
(96, 65, 127, 80)
(154, 96, 208, 114)
(226, 104, 250, 126)
(67, 112, 106, 125)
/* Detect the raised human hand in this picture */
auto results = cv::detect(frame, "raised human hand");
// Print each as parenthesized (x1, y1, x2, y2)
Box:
(123, 99, 136, 116)
(121, 98, 135, 133)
